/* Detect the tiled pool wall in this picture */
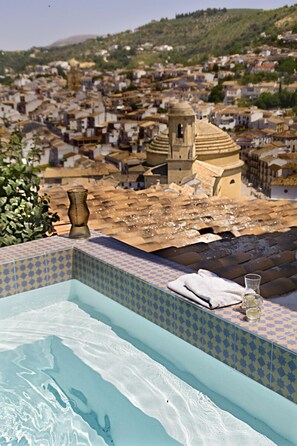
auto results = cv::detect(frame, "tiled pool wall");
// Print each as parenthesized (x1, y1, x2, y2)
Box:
(0, 236, 296, 405)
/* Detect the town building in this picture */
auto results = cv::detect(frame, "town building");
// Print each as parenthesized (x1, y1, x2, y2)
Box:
(271, 175, 297, 200)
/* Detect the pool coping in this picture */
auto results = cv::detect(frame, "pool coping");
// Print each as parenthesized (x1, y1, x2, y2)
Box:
(0, 232, 296, 404)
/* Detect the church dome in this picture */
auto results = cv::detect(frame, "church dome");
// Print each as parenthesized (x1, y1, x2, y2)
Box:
(148, 128, 169, 153)
(146, 120, 239, 166)
(146, 128, 170, 166)
(195, 120, 239, 156)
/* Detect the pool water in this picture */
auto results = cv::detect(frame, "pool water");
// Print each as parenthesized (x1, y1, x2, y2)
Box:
(0, 280, 296, 446)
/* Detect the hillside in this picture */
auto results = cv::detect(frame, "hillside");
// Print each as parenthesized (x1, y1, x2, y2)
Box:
(1, 6, 297, 74)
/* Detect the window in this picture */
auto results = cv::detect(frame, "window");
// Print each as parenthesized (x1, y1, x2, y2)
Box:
(177, 124, 184, 139)
(284, 189, 288, 194)
(230, 179, 235, 184)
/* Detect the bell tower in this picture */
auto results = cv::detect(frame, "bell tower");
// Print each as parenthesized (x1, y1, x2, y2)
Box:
(167, 101, 196, 184)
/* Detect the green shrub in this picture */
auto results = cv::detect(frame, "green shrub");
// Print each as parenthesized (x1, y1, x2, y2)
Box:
(0, 132, 59, 247)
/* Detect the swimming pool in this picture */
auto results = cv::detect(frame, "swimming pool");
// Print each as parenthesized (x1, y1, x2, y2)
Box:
(0, 280, 296, 445)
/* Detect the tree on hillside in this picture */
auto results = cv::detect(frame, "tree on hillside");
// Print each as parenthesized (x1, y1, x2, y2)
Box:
(277, 58, 297, 76)
(208, 82, 224, 103)
(256, 89, 297, 109)
(0, 132, 59, 247)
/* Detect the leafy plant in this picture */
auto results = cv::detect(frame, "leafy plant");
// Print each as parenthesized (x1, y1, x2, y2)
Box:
(0, 132, 59, 247)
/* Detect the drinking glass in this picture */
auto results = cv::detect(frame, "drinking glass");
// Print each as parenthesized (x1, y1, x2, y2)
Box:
(242, 273, 263, 321)
(244, 273, 261, 294)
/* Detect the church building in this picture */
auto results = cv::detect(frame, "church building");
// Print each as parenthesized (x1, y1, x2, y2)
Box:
(145, 101, 243, 199)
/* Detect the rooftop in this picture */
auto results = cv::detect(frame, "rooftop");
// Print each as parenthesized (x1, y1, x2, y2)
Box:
(45, 182, 297, 300)
(272, 174, 297, 186)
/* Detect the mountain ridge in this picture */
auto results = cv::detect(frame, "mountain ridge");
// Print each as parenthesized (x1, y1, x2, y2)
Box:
(48, 34, 99, 48)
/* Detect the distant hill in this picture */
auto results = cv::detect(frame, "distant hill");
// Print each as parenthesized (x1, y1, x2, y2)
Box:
(1, 6, 297, 74)
(49, 35, 98, 48)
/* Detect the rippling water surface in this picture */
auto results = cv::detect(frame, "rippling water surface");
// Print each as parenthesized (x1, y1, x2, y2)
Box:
(0, 298, 277, 446)
(0, 338, 105, 446)
(0, 336, 180, 446)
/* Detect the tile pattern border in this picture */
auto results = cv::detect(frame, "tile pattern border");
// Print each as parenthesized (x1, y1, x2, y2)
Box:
(0, 247, 73, 297)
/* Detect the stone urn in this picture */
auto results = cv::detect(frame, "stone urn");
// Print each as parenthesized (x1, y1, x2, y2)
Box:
(67, 187, 90, 239)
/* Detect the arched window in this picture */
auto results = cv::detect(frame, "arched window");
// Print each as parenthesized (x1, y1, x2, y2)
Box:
(177, 124, 184, 139)
(230, 179, 235, 184)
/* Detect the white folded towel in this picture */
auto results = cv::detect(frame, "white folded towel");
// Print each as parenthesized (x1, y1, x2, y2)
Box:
(167, 269, 244, 309)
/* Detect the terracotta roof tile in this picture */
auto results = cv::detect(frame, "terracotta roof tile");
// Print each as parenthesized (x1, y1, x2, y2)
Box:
(261, 278, 296, 299)
(270, 251, 296, 266)
(252, 269, 282, 284)
(290, 274, 297, 286)
(194, 258, 227, 271)
(240, 226, 267, 236)
(136, 241, 164, 251)
(244, 257, 275, 272)
(169, 252, 202, 266)
(272, 264, 297, 278)
(219, 252, 253, 266)
(215, 265, 247, 280)
(44, 182, 297, 298)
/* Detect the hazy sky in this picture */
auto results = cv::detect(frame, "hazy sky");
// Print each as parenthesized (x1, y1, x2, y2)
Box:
(0, 0, 296, 51)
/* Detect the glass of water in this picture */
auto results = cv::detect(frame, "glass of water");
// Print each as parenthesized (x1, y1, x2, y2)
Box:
(242, 274, 263, 321)
(245, 293, 263, 322)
